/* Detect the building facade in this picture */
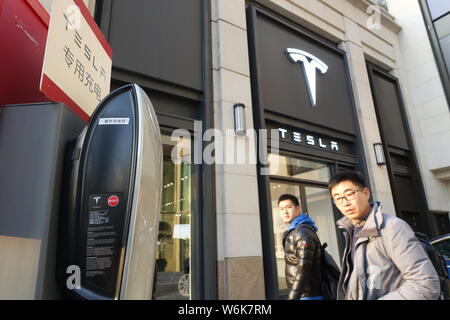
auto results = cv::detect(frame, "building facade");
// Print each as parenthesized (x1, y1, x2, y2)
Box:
(17, 0, 450, 299)
(211, 0, 450, 299)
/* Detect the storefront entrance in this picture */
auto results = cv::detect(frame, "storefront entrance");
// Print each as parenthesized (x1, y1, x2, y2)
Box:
(247, 4, 368, 298)
(154, 134, 192, 300)
(268, 154, 341, 297)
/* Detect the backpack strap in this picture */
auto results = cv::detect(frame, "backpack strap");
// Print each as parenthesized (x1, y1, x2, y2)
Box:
(297, 223, 316, 232)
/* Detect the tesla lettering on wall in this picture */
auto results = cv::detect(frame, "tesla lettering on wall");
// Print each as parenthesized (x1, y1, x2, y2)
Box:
(286, 48, 328, 107)
(278, 128, 339, 152)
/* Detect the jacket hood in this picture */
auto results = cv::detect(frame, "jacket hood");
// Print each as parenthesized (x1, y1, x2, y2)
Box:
(288, 213, 318, 232)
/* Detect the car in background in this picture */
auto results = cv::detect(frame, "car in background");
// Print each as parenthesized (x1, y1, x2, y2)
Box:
(430, 233, 450, 280)
(154, 258, 190, 300)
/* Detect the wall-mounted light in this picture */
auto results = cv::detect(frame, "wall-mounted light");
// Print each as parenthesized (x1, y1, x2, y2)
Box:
(373, 143, 386, 165)
(233, 103, 246, 136)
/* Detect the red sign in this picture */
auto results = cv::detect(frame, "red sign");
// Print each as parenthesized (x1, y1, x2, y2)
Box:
(0, 0, 50, 107)
(107, 195, 119, 207)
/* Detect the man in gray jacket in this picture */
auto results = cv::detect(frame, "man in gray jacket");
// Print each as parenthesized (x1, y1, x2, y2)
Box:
(328, 171, 440, 300)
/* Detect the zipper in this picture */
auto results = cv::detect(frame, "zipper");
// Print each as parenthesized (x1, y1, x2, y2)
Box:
(341, 230, 352, 296)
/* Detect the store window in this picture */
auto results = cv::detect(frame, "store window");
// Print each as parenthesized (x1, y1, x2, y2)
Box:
(432, 212, 450, 235)
(269, 154, 331, 182)
(426, 0, 450, 20)
(154, 133, 192, 300)
(270, 182, 300, 293)
(304, 186, 340, 265)
(269, 154, 340, 297)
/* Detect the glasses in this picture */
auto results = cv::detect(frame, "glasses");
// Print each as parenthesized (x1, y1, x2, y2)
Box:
(332, 189, 363, 205)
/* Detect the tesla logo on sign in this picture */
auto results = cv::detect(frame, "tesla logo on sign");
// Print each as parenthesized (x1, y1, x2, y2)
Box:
(286, 48, 328, 107)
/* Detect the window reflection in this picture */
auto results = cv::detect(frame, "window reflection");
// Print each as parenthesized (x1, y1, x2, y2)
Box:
(269, 155, 339, 298)
(305, 187, 341, 265)
(270, 182, 301, 294)
(269, 154, 331, 182)
(154, 134, 191, 300)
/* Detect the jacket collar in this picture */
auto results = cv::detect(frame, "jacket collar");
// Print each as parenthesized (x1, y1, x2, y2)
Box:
(287, 213, 318, 232)
(336, 201, 383, 238)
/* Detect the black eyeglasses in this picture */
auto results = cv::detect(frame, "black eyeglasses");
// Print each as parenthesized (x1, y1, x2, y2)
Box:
(332, 189, 363, 205)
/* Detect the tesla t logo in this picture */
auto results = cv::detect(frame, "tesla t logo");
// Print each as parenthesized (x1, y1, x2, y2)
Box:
(93, 196, 101, 205)
(286, 48, 328, 107)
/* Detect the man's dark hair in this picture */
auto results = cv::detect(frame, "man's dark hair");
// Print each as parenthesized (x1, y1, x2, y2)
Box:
(278, 194, 300, 207)
(328, 170, 367, 193)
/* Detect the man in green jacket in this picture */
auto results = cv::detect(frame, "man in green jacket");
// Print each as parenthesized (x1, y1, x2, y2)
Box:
(329, 170, 440, 300)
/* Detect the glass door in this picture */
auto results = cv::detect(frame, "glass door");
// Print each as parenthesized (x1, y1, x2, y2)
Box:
(304, 186, 340, 265)
(154, 133, 192, 300)
(270, 181, 301, 294)
(268, 154, 341, 298)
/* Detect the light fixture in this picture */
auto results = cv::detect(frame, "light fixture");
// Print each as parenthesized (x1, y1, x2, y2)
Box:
(373, 143, 386, 165)
(233, 103, 246, 136)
